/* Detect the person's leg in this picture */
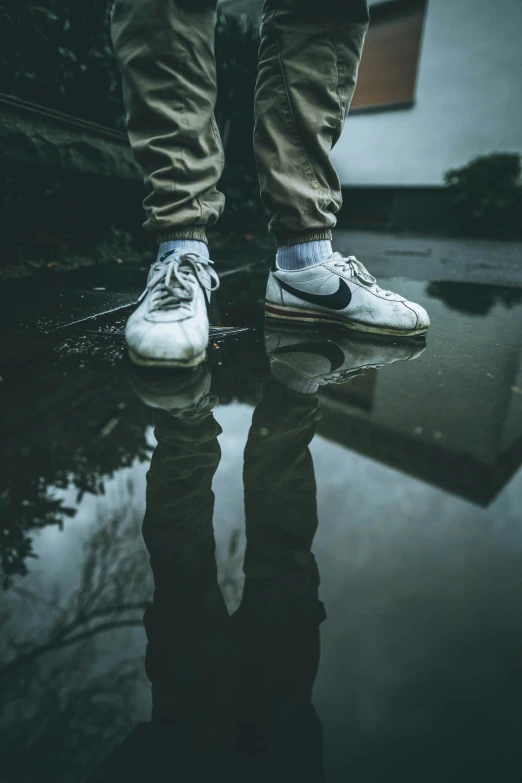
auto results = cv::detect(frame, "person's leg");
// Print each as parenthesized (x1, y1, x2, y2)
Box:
(111, 0, 224, 366)
(236, 379, 325, 773)
(142, 405, 241, 751)
(256, 0, 430, 336)
(254, 0, 369, 252)
(111, 0, 223, 248)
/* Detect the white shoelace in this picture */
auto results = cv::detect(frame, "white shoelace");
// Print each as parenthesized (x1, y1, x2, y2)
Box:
(320, 362, 386, 385)
(138, 252, 220, 311)
(331, 254, 396, 298)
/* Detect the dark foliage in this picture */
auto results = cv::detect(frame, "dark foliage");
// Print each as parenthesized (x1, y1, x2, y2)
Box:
(1, 321, 270, 588)
(0, 2, 264, 234)
(1, 165, 149, 267)
(0, 0, 123, 128)
(0, 336, 152, 587)
(444, 153, 522, 239)
(214, 13, 264, 231)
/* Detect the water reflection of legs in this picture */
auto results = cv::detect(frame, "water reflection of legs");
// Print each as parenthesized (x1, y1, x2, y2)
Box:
(99, 367, 325, 780)
(236, 378, 326, 779)
(143, 404, 238, 746)
(104, 367, 240, 779)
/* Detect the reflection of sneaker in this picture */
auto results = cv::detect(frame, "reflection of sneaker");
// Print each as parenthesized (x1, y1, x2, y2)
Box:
(126, 252, 219, 369)
(265, 326, 425, 388)
(129, 364, 217, 421)
(265, 253, 430, 336)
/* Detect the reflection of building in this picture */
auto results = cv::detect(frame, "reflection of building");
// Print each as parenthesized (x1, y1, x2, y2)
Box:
(220, 0, 522, 231)
(214, 262, 522, 507)
(317, 281, 522, 506)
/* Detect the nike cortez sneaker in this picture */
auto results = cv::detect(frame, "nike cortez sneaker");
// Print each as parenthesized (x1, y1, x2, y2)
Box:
(265, 326, 425, 387)
(126, 251, 219, 368)
(265, 253, 430, 337)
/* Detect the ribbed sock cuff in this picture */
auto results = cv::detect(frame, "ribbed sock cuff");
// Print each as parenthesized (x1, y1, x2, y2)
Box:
(277, 240, 332, 270)
(157, 239, 209, 262)
(271, 363, 320, 395)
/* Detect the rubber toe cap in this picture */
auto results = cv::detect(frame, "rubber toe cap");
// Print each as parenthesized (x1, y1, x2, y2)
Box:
(126, 319, 207, 362)
(403, 301, 430, 332)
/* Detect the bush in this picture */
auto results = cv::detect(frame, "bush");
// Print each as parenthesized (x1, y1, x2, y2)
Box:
(214, 13, 264, 231)
(444, 153, 522, 239)
(0, 0, 123, 129)
(0, 2, 264, 236)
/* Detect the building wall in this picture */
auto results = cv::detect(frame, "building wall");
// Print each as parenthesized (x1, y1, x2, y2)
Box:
(332, 0, 522, 186)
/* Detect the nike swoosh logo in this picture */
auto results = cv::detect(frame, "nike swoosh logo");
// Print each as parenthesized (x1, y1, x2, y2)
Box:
(276, 277, 351, 310)
(274, 341, 345, 372)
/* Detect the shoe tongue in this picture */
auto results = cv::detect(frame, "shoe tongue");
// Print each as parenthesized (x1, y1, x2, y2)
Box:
(148, 264, 196, 312)
(152, 257, 197, 286)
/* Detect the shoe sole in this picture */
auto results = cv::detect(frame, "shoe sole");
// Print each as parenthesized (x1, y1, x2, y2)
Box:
(264, 303, 429, 337)
(128, 348, 207, 368)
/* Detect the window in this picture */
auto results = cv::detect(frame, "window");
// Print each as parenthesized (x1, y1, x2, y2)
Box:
(351, 0, 427, 112)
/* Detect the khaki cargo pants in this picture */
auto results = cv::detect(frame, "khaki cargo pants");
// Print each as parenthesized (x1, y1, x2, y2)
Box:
(111, 0, 369, 247)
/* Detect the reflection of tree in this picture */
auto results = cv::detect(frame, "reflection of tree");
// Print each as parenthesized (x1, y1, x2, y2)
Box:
(0, 508, 151, 783)
(1, 336, 152, 588)
(1, 479, 76, 587)
(426, 281, 522, 316)
(1, 511, 150, 674)
(1, 328, 269, 589)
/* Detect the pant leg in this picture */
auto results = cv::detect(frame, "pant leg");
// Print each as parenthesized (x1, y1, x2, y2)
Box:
(111, 0, 225, 243)
(142, 410, 240, 747)
(254, 0, 369, 246)
(236, 379, 326, 778)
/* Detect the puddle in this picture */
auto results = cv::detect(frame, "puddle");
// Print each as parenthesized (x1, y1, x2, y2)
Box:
(1, 270, 522, 781)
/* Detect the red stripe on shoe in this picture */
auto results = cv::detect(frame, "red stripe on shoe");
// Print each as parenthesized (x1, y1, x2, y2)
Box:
(265, 303, 336, 320)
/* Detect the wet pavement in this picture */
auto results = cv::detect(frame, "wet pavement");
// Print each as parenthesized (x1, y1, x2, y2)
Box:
(2, 232, 522, 782)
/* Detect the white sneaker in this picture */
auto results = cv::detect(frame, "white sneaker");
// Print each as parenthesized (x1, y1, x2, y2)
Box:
(126, 252, 219, 368)
(266, 326, 425, 387)
(265, 253, 430, 337)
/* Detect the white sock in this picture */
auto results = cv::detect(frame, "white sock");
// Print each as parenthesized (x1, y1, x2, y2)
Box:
(277, 240, 332, 271)
(157, 239, 209, 263)
(271, 363, 320, 394)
